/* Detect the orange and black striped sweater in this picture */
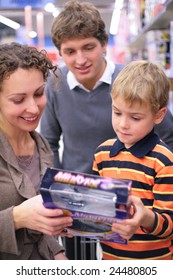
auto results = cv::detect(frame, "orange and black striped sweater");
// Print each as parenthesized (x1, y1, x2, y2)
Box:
(93, 130, 173, 260)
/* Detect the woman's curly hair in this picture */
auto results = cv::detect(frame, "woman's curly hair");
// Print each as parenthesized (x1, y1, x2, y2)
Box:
(0, 42, 57, 91)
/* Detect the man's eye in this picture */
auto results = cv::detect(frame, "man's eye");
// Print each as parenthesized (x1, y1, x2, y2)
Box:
(66, 50, 74, 55)
(85, 46, 94, 51)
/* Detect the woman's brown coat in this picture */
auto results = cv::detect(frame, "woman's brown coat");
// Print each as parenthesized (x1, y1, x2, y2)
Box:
(0, 130, 63, 259)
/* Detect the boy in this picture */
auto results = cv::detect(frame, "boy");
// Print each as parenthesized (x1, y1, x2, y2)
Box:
(93, 60, 173, 260)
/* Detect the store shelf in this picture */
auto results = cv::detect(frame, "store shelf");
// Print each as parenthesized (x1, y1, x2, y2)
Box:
(128, 0, 173, 50)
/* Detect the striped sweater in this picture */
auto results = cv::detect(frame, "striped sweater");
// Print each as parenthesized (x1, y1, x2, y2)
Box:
(93, 130, 173, 260)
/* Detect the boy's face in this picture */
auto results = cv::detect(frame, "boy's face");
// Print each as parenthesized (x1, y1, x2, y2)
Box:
(112, 96, 164, 149)
(60, 37, 107, 90)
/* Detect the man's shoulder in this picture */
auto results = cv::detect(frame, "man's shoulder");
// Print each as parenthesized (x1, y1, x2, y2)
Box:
(58, 64, 69, 76)
(113, 63, 125, 76)
(47, 65, 69, 92)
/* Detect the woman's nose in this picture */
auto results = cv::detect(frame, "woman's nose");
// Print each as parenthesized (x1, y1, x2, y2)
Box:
(26, 100, 39, 114)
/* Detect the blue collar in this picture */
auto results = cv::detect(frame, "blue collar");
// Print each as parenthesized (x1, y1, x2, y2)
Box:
(110, 129, 160, 158)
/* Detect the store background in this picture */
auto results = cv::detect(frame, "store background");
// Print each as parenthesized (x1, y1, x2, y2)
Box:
(0, 0, 173, 111)
(0, 1, 173, 67)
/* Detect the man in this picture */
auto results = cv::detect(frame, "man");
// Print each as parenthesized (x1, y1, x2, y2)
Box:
(40, 0, 173, 260)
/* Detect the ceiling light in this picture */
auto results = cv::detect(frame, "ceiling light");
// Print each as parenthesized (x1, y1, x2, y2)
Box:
(0, 15, 20, 30)
(109, 0, 124, 35)
(44, 3, 55, 13)
(28, 30, 37, 38)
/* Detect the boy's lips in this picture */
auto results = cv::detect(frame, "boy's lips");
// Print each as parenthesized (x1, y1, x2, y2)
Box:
(118, 131, 131, 137)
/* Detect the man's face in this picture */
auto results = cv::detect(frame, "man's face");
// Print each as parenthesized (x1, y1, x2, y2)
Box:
(60, 37, 107, 90)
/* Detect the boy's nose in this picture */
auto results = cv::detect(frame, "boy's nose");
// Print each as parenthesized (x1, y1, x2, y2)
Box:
(120, 117, 129, 128)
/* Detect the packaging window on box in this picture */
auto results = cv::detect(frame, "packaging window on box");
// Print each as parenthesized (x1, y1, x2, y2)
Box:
(40, 168, 132, 244)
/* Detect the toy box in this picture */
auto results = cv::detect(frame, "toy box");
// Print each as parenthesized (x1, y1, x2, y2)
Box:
(40, 168, 132, 244)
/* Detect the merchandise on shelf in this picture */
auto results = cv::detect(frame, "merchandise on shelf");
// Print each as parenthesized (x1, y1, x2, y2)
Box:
(146, 29, 170, 69)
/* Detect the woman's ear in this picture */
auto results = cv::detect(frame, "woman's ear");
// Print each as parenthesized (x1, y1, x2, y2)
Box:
(154, 107, 167, 124)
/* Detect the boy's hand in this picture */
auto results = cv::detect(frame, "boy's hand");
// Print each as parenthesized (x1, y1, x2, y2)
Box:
(112, 195, 155, 240)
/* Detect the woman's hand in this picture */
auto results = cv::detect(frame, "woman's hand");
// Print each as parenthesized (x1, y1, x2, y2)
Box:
(13, 195, 73, 236)
(112, 195, 155, 240)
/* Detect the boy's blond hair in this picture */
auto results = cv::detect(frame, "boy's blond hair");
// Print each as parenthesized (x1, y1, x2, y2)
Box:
(51, 0, 108, 51)
(112, 60, 170, 113)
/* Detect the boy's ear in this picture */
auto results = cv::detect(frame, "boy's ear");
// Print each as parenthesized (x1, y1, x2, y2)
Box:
(154, 107, 167, 124)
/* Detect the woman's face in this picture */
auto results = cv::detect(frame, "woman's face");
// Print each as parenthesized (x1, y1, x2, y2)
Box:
(0, 68, 46, 133)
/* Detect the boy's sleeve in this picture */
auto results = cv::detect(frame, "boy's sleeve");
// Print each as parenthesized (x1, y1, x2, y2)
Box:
(143, 164, 173, 238)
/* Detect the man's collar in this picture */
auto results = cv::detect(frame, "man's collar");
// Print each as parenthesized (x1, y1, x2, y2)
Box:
(99, 59, 115, 84)
(67, 71, 81, 90)
(110, 129, 160, 158)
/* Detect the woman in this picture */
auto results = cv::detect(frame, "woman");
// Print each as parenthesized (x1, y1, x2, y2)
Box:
(0, 42, 73, 259)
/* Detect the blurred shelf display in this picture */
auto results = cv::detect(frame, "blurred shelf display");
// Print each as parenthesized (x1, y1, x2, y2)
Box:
(128, 0, 173, 49)
(126, 0, 173, 78)
(124, 0, 173, 113)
